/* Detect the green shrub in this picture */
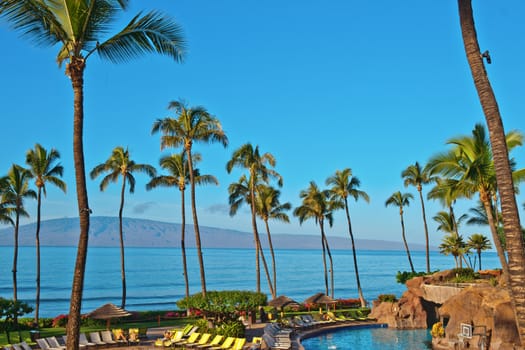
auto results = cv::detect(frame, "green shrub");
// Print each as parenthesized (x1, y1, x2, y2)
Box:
(377, 294, 397, 303)
(396, 271, 428, 284)
(215, 320, 245, 338)
(451, 268, 478, 282)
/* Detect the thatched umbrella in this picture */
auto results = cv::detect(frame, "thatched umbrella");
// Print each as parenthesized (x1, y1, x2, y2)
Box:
(304, 292, 337, 312)
(268, 295, 301, 310)
(87, 303, 131, 328)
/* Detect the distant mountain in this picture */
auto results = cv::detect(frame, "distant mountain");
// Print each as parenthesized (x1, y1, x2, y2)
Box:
(0, 216, 433, 251)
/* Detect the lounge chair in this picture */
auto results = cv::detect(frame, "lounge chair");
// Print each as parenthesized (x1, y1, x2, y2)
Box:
(37, 338, 64, 350)
(172, 332, 200, 348)
(19, 342, 33, 350)
(89, 332, 106, 346)
(100, 330, 118, 346)
(196, 335, 223, 349)
(46, 337, 66, 350)
(230, 338, 246, 350)
(111, 329, 127, 345)
(185, 333, 211, 348)
(11, 345, 22, 350)
(128, 328, 140, 345)
(208, 336, 235, 350)
(157, 330, 183, 347)
(79, 333, 96, 347)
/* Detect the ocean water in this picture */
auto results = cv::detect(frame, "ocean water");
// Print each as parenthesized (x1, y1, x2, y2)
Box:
(0, 246, 500, 318)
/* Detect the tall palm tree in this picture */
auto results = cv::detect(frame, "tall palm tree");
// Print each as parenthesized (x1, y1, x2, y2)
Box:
(226, 144, 282, 295)
(255, 184, 291, 299)
(228, 175, 275, 297)
(146, 152, 218, 300)
(385, 191, 415, 273)
(326, 168, 369, 307)
(294, 181, 336, 297)
(426, 124, 523, 277)
(457, 1, 525, 342)
(25, 144, 66, 324)
(2, 165, 36, 301)
(402, 162, 433, 273)
(152, 100, 228, 296)
(467, 233, 492, 271)
(439, 234, 467, 269)
(90, 146, 156, 308)
(0, 2, 185, 347)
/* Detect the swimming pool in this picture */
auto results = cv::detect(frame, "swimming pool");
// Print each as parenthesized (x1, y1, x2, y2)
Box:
(301, 325, 432, 350)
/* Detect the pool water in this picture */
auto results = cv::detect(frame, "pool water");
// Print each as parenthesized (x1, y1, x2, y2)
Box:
(301, 325, 432, 350)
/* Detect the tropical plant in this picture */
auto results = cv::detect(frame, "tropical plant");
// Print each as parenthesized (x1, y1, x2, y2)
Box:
(0, 176, 15, 227)
(254, 184, 291, 298)
(326, 168, 369, 307)
(2, 165, 36, 301)
(433, 211, 469, 268)
(152, 100, 228, 296)
(90, 146, 156, 308)
(458, 1, 525, 341)
(402, 162, 433, 273)
(25, 144, 66, 324)
(146, 152, 218, 300)
(294, 181, 337, 297)
(467, 233, 492, 271)
(0, 297, 33, 344)
(385, 191, 415, 273)
(439, 234, 468, 269)
(0, 1, 185, 347)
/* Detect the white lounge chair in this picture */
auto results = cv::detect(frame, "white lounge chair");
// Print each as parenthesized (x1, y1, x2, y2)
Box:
(79, 333, 96, 347)
(45, 337, 66, 350)
(19, 342, 33, 350)
(88, 332, 106, 346)
(100, 330, 117, 345)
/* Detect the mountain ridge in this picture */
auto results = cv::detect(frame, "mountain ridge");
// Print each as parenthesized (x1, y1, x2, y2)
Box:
(0, 216, 433, 251)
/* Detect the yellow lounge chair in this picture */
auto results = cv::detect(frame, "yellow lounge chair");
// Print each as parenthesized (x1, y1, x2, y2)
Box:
(158, 331, 183, 347)
(172, 332, 200, 348)
(196, 335, 223, 349)
(230, 338, 246, 350)
(208, 336, 235, 350)
(186, 333, 211, 348)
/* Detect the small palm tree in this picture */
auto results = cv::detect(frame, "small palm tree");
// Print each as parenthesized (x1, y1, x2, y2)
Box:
(0, 2, 186, 346)
(467, 233, 492, 271)
(255, 184, 291, 298)
(326, 168, 369, 307)
(146, 152, 218, 300)
(25, 144, 66, 324)
(433, 211, 468, 268)
(2, 165, 36, 301)
(90, 146, 156, 308)
(385, 191, 415, 273)
(294, 181, 336, 297)
(152, 100, 228, 297)
(439, 234, 467, 269)
(402, 162, 433, 273)
(226, 143, 282, 296)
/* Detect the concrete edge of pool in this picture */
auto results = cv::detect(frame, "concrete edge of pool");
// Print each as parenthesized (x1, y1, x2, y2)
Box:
(295, 322, 388, 350)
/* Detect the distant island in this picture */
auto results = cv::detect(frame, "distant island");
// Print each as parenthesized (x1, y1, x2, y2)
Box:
(0, 216, 434, 251)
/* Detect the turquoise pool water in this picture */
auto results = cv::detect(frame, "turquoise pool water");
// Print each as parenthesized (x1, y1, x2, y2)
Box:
(301, 325, 432, 350)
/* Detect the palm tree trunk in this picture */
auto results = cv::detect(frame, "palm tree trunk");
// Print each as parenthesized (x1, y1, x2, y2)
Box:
(478, 249, 483, 271)
(249, 185, 261, 293)
(66, 56, 91, 350)
(458, 1, 525, 345)
(35, 188, 42, 324)
(13, 209, 20, 301)
(418, 189, 431, 273)
(319, 220, 329, 296)
(400, 209, 415, 273)
(180, 189, 189, 300)
(186, 148, 206, 296)
(322, 233, 335, 298)
(481, 194, 509, 276)
(119, 178, 127, 309)
(264, 219, 277, 298)
(256, 234, 275, 298)
(344, 200, 366, 307)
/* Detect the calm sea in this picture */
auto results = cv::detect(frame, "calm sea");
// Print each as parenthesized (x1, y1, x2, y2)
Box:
(0, 246, 500, 318)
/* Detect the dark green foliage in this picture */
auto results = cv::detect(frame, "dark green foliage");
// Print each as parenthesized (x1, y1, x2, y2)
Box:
(0, 298, 34, 344)
(396, 271, 429, 284)
(451, 268, 478, 282)
(377, 294, 398, 303)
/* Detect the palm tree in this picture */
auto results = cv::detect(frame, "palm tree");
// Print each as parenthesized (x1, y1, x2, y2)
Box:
(467, 233, 492, 271)
(90, 146, 156, 308)
(433, 211, 468, 268)
(254, 184, 291, 298)
(439, 234, 467, 269)
(226, 144, 282, 296)
(2, 165, 36, 301)
(228, 175, 275, 297)
(402, 162, 433, 273)
(385, 191, 415, 273)
(0, 2, 185, 347)
(458, 1, 525, 341)
(25, 144, 66, 324)
(326, 168, 369, 307)
(0, 177, 15, 226)
(152, 100, 228, 296)
(146, 152, 218, 300)
(294, 181, 336, 297)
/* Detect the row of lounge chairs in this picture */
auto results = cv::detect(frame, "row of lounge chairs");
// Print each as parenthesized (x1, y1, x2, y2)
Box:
(31, 329, 140, 350)
(3, 341, 32, 350)
(262, 323, 293, 350)
(155, 332, 248, 350)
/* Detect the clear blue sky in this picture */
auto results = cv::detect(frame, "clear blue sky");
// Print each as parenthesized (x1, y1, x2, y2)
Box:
(1, 1, 524, 248)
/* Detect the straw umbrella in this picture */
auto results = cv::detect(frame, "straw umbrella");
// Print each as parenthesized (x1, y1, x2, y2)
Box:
(304, 292, 337, 312)
(87, 303, 132, 329)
